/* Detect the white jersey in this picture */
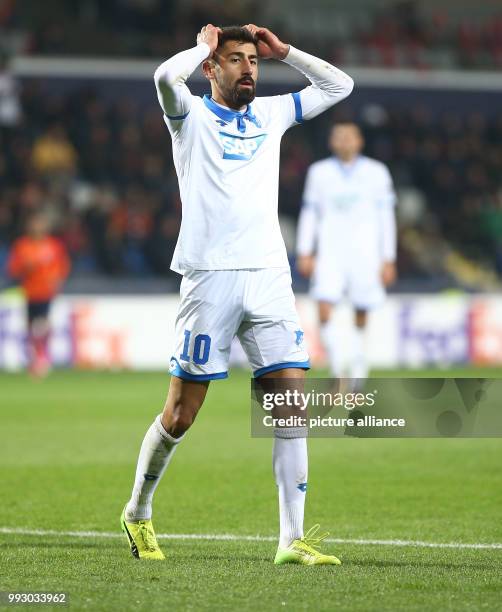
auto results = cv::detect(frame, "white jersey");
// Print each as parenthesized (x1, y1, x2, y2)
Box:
(297, 155, 397, 264)
(165, 93, 302, 272)
(154, 43, 354, 274)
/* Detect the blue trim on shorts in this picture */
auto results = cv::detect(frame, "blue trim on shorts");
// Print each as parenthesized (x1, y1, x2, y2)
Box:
(169, 357, 228, 381)
(254, 360, 310, 378)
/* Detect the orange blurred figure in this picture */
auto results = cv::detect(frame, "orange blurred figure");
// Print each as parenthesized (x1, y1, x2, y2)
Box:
(7, 212, 71, 376)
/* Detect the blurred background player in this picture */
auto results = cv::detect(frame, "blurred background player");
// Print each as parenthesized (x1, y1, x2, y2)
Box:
(296, 122, 397, 382)
(6, 212, 70, 376)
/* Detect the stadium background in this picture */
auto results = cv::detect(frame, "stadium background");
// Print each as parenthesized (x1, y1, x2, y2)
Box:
(1, 0, 502, 371)
(1, 2, 501, 611)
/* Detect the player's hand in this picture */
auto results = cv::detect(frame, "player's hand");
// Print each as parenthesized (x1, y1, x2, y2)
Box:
(297, 255, 315, 278)
(244, 24, 289, 60)
(197, 24, 222, 56)
(381, 261, 397, 287)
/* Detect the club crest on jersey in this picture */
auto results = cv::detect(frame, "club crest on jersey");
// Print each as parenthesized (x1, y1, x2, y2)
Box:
(219, 131, 267, 160)
(295, 330, 304, 346)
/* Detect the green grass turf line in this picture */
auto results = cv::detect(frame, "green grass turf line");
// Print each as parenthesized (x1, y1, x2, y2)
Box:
(1, 370, 501, 611)
(1, 537, 501, 611)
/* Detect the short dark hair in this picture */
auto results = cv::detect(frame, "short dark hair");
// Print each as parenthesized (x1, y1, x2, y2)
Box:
(216, 26, 257, 51)
(331, 122, 362, 133)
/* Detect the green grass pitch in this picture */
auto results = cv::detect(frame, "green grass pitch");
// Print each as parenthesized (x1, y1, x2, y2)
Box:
(1, 369, 501, 611)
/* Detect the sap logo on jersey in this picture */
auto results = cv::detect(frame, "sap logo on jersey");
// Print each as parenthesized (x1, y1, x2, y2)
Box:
(219, 132, 267, 160)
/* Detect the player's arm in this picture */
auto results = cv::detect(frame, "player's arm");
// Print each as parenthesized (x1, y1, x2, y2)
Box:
(245, 25, 354, 122)
(296, 168, 319, 278)
(153, 24, 220, 120)
(378, 166, 398, 287)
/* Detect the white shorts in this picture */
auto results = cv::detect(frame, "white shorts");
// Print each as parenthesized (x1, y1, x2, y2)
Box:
(169, 268, 310, 381)
(310, 256, 385, 310)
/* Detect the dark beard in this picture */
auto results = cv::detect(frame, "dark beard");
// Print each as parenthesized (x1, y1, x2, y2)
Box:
(231, 83, 256, 107)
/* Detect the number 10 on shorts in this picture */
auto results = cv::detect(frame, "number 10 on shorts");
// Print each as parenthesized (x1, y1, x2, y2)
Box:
(180, 330, 212, 365)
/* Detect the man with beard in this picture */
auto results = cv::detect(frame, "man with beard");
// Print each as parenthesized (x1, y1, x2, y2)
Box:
(121, 24, 353, 564)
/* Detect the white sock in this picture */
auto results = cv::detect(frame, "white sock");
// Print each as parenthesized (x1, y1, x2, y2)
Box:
(320, 320, 343, 377)
(125, 414, 183, 521)
(273, 427, 308, 549)
(350, 326, 368, 380)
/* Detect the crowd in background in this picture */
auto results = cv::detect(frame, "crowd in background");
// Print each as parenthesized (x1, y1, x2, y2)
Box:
(0, 0, 502, 69)
(0, 81, 182, 277)
(355, 105, 502, 273)
(1, 0, 502, 286)
(1, 69, 501, 283)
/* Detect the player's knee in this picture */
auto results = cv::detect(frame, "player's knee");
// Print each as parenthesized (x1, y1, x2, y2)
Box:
(355, 309, 368, 328)
(170, 412, 195, 436)
(162, 399, 200, 437)
(318, 301, 333, 325)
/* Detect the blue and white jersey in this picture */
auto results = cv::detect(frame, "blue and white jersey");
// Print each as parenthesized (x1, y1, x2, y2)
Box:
(164, 93, 303, 273)
(297, 155, 397, 264)
(154, 43, 354, 274)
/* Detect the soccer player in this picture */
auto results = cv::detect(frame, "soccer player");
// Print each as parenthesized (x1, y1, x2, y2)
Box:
(296, 122, 397, 382)
(121, 24, 354, 564)
(6, 212, 71, 376)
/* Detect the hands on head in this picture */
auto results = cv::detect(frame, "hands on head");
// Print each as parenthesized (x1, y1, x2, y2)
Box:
(197, 24, 222, 54)
(243, 24, 290, 60)
(197, 24, 289, 60)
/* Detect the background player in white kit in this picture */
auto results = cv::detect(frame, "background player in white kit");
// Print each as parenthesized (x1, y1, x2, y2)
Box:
(120, 24, 353, 564)
(297, 122, 397, 382)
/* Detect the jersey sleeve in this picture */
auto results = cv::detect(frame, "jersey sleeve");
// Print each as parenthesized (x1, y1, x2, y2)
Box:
(154, 43, 210, 134)
(377, 165, 397, 208)
(296, 167, 320, 256)
(377, 165, 397, 262)
(279, 45, 354, 131)
(271, 92, 304, 133)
